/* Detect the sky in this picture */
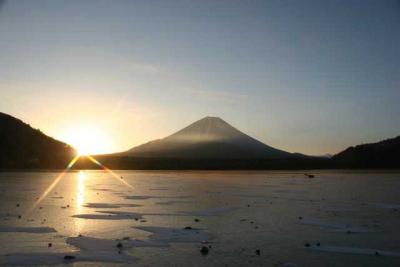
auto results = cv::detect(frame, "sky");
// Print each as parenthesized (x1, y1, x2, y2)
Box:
(0, 0, 399, 155)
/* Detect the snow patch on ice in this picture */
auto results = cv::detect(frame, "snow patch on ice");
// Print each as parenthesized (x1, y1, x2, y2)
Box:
(299, 218, 377, 233)
(306, 245, 400, 257)
(4, 251, 136, 266)
(67, 236, 165, 250)
(0, 226, 57, 233)
(155, 200, 192, 206)
(83, 203, 142, 209)
(72, 211, 143, 220)
(3, 227, 209, 266)
(134, 226, 209, 243)
(179, 207, 236, 216)
(125, 195, 191, 200)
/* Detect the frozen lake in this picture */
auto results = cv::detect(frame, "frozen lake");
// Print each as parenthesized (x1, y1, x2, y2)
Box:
(0, 170, 400, 266)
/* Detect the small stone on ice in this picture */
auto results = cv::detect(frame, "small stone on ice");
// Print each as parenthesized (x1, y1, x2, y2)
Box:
(200, 246, 209, 255)
(64, 255, 75, 260)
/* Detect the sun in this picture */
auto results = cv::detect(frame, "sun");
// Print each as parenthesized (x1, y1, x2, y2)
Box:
(58, 124, 114, 156)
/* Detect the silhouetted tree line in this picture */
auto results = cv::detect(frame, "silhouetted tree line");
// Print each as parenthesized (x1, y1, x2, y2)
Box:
(0, 112, 75, 169)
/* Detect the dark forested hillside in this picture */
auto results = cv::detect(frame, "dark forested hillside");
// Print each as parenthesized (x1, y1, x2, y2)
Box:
(0, 112, 75, 169)
(332, 136, 400, 168)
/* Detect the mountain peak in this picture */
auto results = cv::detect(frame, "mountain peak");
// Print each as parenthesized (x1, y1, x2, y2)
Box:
(170, 116, 241, 142)
(193, 116, 229, 128)
(125, 116, 292, 159)
(199, 116, 225, 122)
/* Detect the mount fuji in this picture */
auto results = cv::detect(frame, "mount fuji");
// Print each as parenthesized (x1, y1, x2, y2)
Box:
(123, 116, 295, 159)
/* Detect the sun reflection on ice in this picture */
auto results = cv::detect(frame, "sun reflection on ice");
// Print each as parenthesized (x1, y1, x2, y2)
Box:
(78, 171, 85, 206)
(75, 170, 86, 234)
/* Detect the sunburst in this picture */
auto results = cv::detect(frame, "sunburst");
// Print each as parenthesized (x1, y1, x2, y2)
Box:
(28, 154, 133, 213)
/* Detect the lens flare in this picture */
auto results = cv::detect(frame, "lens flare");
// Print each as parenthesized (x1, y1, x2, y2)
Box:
(28, 154, 132, 215)
(29, 155, 80, 212)
(87, 155, 134, 190)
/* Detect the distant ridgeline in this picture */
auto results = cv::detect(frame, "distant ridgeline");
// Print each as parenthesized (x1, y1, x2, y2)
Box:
(86, 116, 329, 170)
(0, 112, 399, 170)
(79, 117, 400, 170)
(332, 136, 400, 168)
(0, 112, 75, 169)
